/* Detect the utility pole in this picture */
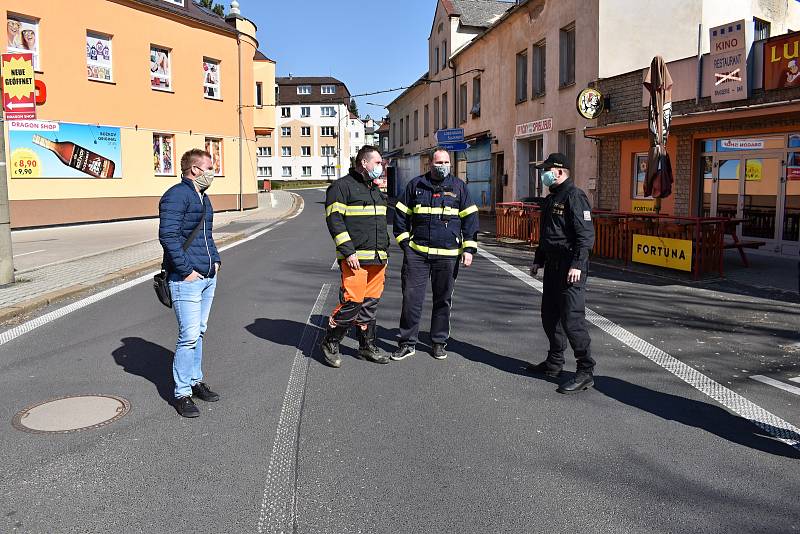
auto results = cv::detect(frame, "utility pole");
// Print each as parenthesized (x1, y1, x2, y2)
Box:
(0, 118, 15, 284)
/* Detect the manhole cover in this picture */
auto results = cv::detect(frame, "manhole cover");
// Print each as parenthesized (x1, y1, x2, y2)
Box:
(12, 394, 130, 434)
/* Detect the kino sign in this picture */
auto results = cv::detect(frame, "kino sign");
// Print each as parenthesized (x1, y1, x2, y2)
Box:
(709, 20, 747, 103)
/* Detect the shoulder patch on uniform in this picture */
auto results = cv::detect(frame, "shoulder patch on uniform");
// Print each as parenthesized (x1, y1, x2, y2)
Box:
(583, 211, 592, 221)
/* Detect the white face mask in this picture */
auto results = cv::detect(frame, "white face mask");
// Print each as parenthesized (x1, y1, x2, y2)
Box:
(367, 163, 383, 180)
(194, 168, 215, 191)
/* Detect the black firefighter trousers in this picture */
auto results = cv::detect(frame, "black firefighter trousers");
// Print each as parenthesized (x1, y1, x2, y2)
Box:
(541, 254, 595, 372)
(399, 248, 459, 347)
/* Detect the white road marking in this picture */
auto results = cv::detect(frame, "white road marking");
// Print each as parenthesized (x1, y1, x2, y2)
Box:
(0, 195, 305, 348)
(13, 249, 45, 258)
(257, 283, 329, 534)
(790, 377, 800, 384)
(330, 259, 338, 271)
(477, 247, 800, 451)
(750, 375, 800, 396)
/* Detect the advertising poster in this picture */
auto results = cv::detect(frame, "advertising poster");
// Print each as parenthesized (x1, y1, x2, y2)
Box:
(6, 17, 39, 70)
(87, 33, 112, 82)
(7, 120, 122, 178)
(764, 31, 800, 90)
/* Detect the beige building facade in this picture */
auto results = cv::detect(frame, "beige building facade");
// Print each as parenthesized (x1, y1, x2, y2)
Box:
(388, 0, 800, 210)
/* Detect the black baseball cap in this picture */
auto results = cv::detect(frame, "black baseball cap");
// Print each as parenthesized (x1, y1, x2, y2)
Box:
(536, 152, 570, 170)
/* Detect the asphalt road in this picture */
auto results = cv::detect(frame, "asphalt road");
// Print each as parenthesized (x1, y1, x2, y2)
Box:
(1, 188, 798, 534)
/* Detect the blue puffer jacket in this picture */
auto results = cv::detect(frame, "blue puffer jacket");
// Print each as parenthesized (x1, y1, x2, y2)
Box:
(158, 177, 221, 278)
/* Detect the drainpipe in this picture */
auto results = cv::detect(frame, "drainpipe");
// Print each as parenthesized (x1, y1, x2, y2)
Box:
(449, 56, 458, 173)
(696, 23, 703, 104)
(237, 34, 244, 211)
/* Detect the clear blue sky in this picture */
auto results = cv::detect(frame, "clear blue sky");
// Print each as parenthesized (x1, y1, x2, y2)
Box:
(229, 0, 435, 120)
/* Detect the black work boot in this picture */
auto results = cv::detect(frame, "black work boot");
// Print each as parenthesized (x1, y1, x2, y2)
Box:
(526, 360, 563, 378)
(320, 323, 348, 368)
(356, 322, 389, 364)
(431, 343, 448, 360)
(557, 370, 595, 394)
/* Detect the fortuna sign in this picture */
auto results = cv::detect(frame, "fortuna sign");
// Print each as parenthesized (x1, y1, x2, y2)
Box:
(632, 234, 693, 271)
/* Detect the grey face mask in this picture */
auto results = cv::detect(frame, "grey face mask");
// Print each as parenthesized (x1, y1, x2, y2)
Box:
(194, 169, 215, 191)
(433, 164, 450, 179)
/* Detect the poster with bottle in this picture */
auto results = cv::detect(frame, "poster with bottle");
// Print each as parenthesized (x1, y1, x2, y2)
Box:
(7, 120, 122, 178)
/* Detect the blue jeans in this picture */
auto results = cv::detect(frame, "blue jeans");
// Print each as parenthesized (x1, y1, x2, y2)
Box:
(168, 275, 217, 399)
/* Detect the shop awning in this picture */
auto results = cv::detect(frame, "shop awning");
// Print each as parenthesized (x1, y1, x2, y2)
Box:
(585, 100, 800, 137)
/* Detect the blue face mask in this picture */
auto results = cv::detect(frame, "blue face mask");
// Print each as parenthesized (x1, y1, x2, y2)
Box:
(367, 163, 383, 180)
(541, 170, 557, 188)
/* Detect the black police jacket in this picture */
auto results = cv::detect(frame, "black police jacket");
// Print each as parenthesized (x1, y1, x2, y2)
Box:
(393, 172, 479, 257)
(534, 177, 595, 269)
(325, 169, 389, 265)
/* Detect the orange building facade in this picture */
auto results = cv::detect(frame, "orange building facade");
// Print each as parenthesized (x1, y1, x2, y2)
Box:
(2, 0, 274, 228)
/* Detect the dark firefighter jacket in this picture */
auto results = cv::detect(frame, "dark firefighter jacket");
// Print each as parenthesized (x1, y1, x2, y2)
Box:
(533, 177, 595, 270)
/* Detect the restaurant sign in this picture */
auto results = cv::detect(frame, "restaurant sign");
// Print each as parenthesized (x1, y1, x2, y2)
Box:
(764, 30, 800, 90)
(632, 234, 693, 272)
(709, 20, 747, 103)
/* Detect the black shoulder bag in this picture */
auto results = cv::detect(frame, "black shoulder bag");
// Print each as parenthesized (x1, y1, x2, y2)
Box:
(153, 202, 207, 308)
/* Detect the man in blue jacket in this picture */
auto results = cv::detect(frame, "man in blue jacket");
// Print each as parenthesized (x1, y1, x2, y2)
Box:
(159, 148, 222, 418)
(392, 148, 479, 361)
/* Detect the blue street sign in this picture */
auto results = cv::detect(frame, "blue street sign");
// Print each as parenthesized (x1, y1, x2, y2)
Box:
(436, 128, 465, 144)
(439, 141, 470, 151)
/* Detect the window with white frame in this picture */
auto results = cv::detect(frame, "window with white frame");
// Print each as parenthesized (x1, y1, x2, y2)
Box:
(321, 126, 335, 136)
(86, 32, 112, 82)
(297, 85, 311, 94)
(257, 146, 271, 156)
(281, 146, 292, 157)
(150, 45, 171, 90)
(301, 146, 311, 157)
(301, 106, 311, 117)
(258, 166, 271, 177)
(204, 137, 223, 175)
(321, 146, 336, 157)
(322, 165, 335, 176)
(301, 166, 312, 177)
(153, 133, 175, 175)
(7, 16, 40, 70)
(301, 126, 311, 137)
(281, 126, 291, 136)
(321, 106, 336, 117)
(281, 107, 290, 118)
(282, 166, 292, 177)
(321, 85, 337, 94)
(203, 58, 221, 99)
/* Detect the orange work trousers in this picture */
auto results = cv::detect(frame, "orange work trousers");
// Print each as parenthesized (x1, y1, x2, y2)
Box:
(329, 262, 386, 328)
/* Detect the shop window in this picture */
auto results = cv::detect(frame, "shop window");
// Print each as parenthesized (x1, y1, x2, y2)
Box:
(153, 133, 174, 175)
(86, 32, 112, 82)
(633, 153, 650, 198)
(203, 58, 220, 99)
(205, 138, 223, 175)
(150, 45, 171, 91)
(7, 15, 40, 70)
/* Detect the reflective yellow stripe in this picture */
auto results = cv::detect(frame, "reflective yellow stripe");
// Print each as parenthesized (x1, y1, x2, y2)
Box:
(395, 201, 412, 215)
(344, 205, 388, 216)
(326, 202, 347, 216)
(459, 205, 479, 217)
(408, 240, 462, 257)
(336, 250, 389, 260)
(462, 240, 478, 249)
(412, 205, 460, 216)
(334, 232, 352, 246)
(395, 232, 410, 244)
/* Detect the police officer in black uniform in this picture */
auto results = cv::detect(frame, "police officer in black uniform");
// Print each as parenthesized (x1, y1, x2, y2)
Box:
(528, 153, 596, 393)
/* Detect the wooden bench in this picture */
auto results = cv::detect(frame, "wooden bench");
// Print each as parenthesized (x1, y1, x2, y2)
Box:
(723, 235, 766, 267)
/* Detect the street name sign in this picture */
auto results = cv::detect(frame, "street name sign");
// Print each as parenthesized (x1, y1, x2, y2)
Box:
(436, 128, 465, 144)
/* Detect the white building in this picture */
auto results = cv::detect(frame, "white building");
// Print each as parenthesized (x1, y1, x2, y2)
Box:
(257, 76, 355, 181)
(347, 115, 366, 160)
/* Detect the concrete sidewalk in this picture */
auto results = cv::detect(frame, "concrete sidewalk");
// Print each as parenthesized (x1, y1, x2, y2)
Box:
(0, 191, 301, 323)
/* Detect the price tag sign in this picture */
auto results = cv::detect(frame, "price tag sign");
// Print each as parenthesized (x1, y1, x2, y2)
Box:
(10, 148, 41, 177)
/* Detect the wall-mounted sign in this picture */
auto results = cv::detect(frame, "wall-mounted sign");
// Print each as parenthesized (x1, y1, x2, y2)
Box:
(515, 117, 552, 138)
(576, 87, 604, 119)
(632, 234, 692, 271)
(719, 138, 764, 150)
(7, 120, 122, 179)
(709, 20, 747, 103)
(631, 199, 657, 213)
(763, 30, 800, 90)
(1, 53, 36, 120)
(436, 128, 464, 144)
